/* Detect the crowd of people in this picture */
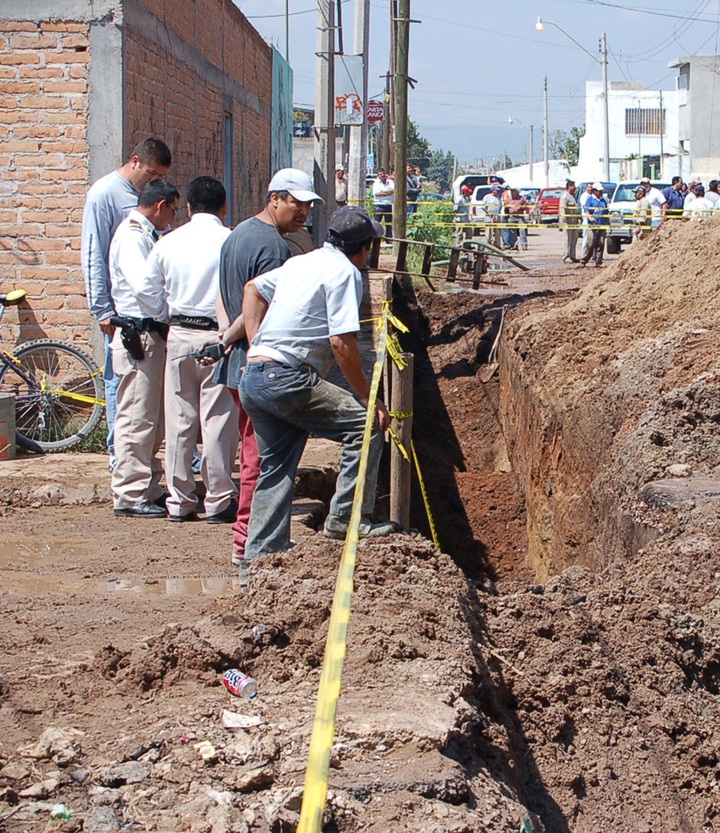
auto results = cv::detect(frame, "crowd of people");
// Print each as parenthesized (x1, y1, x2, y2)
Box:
(81, 137, 400, 582)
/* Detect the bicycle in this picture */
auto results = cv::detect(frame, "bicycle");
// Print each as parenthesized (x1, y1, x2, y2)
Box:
(0, 289, 105, 452)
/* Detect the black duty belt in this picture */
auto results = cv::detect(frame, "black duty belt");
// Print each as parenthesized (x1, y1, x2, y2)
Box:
(170, 314, 219, 331)
(113, 316, 169, 337)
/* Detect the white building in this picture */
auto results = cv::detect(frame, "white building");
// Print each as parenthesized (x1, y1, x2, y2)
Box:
(576, 80, 682, 184)
(669, 55, 720, 184)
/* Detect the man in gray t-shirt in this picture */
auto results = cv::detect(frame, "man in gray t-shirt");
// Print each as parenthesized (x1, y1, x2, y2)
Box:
(215, 168, 322, 568)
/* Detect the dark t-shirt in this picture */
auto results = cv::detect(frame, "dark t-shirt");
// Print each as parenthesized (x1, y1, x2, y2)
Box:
(215, 216, 291, 389)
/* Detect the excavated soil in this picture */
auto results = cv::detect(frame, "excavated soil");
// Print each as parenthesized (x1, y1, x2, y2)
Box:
(2, 224, 720, 832)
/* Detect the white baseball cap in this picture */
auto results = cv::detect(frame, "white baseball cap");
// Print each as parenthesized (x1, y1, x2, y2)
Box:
(267, 168, 324, 204)
(592, 181, 604, 191)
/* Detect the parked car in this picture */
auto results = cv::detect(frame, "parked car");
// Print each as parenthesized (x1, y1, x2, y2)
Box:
(467, 185, 500, 224)
(606, 180, 669, 253)
(532, 187, 565, 223)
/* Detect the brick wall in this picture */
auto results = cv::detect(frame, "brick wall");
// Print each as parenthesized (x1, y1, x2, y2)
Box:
(124, 0, 273, 224)
(0, 19, 90, 343)
(0, 0, 274, 348)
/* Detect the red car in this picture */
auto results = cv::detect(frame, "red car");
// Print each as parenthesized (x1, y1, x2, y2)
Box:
(532, 187, 564, 223)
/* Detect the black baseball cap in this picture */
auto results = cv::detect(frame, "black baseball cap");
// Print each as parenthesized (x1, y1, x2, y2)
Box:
(327, 206, 384, 244)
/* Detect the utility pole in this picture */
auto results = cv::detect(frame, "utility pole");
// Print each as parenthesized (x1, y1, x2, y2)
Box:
(601, 32, 610, 182)
(393, 0, 410, 248)
(313, 0, 336, 244)
(659, 89, 664, 178)
(543, 75, 549, 188)
(529, 124, 534, 186)
(348, 0, 370, 207)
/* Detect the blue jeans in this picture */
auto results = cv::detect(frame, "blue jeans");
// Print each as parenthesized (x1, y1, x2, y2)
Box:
(239, 361, 384, 559)
(103, 334, 120, 464)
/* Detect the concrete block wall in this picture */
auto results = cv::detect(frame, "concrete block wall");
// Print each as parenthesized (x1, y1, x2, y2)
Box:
(0, 19, 90, 343)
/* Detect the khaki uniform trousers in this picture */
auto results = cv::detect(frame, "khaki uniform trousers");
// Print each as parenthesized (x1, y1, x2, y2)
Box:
(164, 326, 239, 517)
(111, 329, 166, 509)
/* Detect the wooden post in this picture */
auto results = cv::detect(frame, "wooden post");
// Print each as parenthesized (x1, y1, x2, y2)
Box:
(390, 352, 413, 528)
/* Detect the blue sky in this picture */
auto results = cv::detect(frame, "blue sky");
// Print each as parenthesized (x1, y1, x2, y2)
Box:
(236, 0, 720, 163)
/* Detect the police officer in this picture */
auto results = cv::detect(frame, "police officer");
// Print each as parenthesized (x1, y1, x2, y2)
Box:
(143, 177, 239, 523)
(110, 179, 180, 517)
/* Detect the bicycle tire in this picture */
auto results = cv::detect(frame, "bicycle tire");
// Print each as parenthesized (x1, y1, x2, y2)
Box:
(0, 339, 105, 452)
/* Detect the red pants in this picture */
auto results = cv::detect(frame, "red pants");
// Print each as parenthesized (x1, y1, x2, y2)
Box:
(229, 388, 260, 559)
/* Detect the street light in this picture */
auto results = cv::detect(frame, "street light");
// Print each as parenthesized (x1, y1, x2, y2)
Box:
(508, 116, 535, 185)
(535, 16, 610, 182)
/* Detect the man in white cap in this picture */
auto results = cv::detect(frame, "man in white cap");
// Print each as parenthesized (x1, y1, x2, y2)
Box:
(214, 168, 323, 568)
(335, 164, 348, 206)
(239, 206, 399, 576)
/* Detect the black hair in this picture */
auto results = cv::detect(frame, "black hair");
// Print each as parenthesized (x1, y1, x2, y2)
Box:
(671, 176, 682, 186)
(130, 137, 172, 168)
(138, 179, 180, 208)
(264, 189, 291, 205)
(710, 180, 719, 192)
(325, 231, 373, 256)
(566, 180, 575, 187)
(187, 177, 226, 214)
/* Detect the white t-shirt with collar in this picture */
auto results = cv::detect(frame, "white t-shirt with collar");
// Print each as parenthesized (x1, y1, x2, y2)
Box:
(248, 243, 363, 378)
(142, 213, 231, 321)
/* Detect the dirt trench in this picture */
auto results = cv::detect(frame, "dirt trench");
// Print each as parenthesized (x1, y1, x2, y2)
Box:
(3, 223, 720, 831)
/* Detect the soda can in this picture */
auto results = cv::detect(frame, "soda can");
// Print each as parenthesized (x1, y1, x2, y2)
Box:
(222, 668, 258, 700)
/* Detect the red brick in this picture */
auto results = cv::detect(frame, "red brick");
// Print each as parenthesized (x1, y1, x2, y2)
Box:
(23, 95, 68, 109)
(0, 22, 37, 32)
(45, 52, 90, 65)
(0, 53, 40, 65)
(8, 34, 59, 50)
(59, 34, 89, 48)
(0, 139, 40, 152)
(22, 210, 70, 223)
(20, 67, 65, 79)
(41, 22, 87, 33)
(44, 81, 86, 94)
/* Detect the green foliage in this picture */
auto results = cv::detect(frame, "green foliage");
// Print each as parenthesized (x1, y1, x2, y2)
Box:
(550, 125, 585, 167)
(408, 120, 431, 173)
(74, 420, 108, 454)
(426, 150, 454, 191)
(404, 199, 454, 277)
(492, 153, 514, 170)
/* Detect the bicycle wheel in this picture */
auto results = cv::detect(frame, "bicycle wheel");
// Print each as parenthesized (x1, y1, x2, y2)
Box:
(0, 339, 105, 452)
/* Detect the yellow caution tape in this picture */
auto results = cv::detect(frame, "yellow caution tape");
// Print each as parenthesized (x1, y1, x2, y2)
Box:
(387, 424, 410, 461)
(296, 305, 390, 833)
(411, 439, 440, 550)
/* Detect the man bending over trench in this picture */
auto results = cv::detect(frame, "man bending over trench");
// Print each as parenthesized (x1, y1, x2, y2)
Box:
(239, 206, 400, 574)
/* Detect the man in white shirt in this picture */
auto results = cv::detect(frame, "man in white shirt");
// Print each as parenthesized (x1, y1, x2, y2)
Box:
(109, 179, 180, 518)
(144, 177, 239, 523)
(684, 184, 715, 219)
(639, 177, 666, 229)
(372, 169, 394, 238)
(81, 137, 172, 471)
(239, 206, 399, 575)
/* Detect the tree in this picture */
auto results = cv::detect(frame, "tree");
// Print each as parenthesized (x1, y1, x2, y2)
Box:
(493, 153, 514, 171)
(426, 149, 454, 191)
(550, 125, 585, 167)
(407, 120, 431, 173)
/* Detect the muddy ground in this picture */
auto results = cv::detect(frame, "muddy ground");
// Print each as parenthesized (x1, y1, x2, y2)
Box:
(2, 224, 720, 832)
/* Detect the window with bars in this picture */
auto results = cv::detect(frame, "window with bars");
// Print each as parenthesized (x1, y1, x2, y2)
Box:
(625, 108, 666, 136)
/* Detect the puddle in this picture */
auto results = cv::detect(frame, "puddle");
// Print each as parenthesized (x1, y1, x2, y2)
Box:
(0, 539, 95, 567)
(0, 540, 241, 596)
(0, 573, 242, 597)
